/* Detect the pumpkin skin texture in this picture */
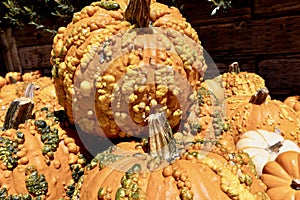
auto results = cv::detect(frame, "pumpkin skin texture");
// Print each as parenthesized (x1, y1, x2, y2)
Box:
(5, 72, 22, 84)
(284, 96, 300, 114)
(226, 88, 300, 144)
(0, 77, 62, 124)
(50, 0, 207, 138)
(74, 140, 269, 200)
(213, 62, 265, 98)
(236, 130, 300, 176)
(261, 151, 300, 200)
(21, 70, 42, 82)
(0, 109, 85, 199)
(186, 79, 228, 139)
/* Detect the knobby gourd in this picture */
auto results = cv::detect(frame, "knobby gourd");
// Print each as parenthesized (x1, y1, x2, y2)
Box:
(186, 79, 229, 140)
(226, 87, 300, 144)
(50, 0, 207, 138)
(213, 62, 265, 98)
(0, 108, 85, 199)
(0, 77, 62, 124)
(73, 116, 269, 200)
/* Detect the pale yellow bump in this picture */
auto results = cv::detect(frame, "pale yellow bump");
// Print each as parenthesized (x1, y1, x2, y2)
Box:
(173, 109, 182, 117)
(120, 112, 127, 120)
(133, 105, 140, 113)
(150, 99, 157, 107)
(97, 89, 107, 95)
(128, 94, 137, 103)
(87, 110, 93, 116)
(80, 80, 92, 96)
(139, 102, 146, 109)
(145, 106, 150, 114)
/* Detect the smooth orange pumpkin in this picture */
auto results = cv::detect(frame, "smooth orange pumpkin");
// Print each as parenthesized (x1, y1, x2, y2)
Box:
(261, 151, 300, 200)
(284, 96, 300, 114)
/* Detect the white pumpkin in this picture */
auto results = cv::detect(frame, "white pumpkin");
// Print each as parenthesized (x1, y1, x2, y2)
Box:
(236, 129, 300, 176)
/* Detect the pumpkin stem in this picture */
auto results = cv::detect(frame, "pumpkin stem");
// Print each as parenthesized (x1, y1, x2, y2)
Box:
(146, 112, 179, 170)
(291, 179, 300, 190)
(124, 0, 151, 28)
(229, 62, 240, 73)
(3, 83, 34, 130)
(8, 76, 17, 84)
(249, 87, 269, 105)
(267, 141, 283, 153)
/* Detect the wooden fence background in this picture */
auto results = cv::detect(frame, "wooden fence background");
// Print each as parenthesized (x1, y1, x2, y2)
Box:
(1, 0, 300, 100)
(181, 0, 300, 100)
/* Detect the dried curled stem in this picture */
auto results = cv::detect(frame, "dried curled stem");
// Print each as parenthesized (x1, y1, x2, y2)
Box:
(146, 112, 179, 170)
(229, 62, 240, 73)
(249, 87, 269, 105)
(291, 179, 300, 190)
(124, 0, 151, 28)
(3, 83, 35, 130)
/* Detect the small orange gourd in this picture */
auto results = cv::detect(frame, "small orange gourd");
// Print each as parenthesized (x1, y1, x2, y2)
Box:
(5, 72, 22, 84)
(284, 96, 300, 115)
(226, 88, 300, 144)
(261, 151, 300, 200)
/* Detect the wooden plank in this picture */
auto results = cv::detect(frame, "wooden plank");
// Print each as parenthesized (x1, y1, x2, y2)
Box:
(13, 26, 55, 47)
(254, 0, 300, 17)
(0, 28, 22, 72)
(257, 57, 300, 100)
(18, 45, 52, 69)
(204, 57, 256, 76)
(182, 0, 252, 26)
(197, 15, 300, 57)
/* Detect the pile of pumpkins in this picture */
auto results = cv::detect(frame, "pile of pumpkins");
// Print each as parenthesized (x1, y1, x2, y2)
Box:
(0, 0, 300, 199)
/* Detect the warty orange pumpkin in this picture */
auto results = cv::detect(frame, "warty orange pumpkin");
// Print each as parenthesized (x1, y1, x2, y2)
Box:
(0, 76, 62, 125)
(185, 79, 229, 140)
(21, 70, 42, 82)
(226, 87, 300, 144)
(213, 62, 266, 98)
(5, 72, 22, 84)
(74, 136, 269, 200)
(0, 108, 85, 199)
(50, 0, 207, 138)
